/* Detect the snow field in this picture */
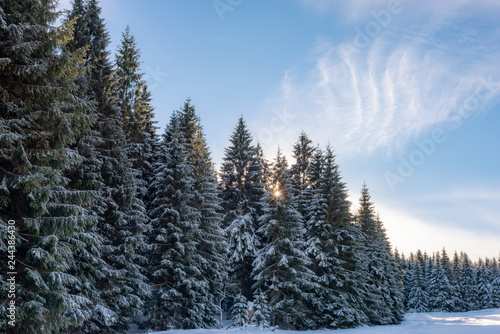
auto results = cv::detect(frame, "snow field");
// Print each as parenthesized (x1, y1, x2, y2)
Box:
(147, 308, 500, 334)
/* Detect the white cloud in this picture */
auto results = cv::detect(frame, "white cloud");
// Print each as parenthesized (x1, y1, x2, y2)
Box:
(257, 3, 500, 158)
(300, 0, 500, 23)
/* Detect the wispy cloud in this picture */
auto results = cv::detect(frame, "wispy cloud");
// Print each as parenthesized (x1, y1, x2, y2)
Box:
(300, 0, 500, 23)
(259, 1, 500, 157)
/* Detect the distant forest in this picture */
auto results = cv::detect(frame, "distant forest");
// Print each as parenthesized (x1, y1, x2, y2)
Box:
(1, 1, 499, 333)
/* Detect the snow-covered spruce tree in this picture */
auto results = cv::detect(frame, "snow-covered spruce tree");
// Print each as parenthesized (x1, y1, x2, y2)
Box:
(219, 117, 265, 300)
(289, 132, 315, 221)
(484, 257, 500, 309)
(305, 146, 367, 329)
(475, 258, 491, 310)
(147, 114, 211, 329)
(459, 251, 477, 311)
(406, 250, 429, 312)
(114, 26, 142, 130)
(306, 148, 323, 191)
(177, 99, 227, 327)
(253, 143, 271, 244)
(401, 252, 413, 310)
(63, 1, 118, 332)
(114, 25, 157, 199)
(393, 249, 407, 307)
(70, 20, 150, 334)
(0, 1, 98, 332)
(437, 249, 455, 312)
(356, 185, 404, 325)
(450, 251, 465, 312)
(491, 258, 500, 308)
(424, 253, 438, 311)
(426, 252, 454, 312)
(252, 291, 271, 327)
(67, 2, 151, 331)
(230, 293, 249, 327)
(252, 149, 317, 330)
(376, 215, 405, 322)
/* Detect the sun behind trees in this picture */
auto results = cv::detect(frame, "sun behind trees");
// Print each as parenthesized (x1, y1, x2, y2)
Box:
(1, 1, 500, 333)
(219, 120, 403, 330)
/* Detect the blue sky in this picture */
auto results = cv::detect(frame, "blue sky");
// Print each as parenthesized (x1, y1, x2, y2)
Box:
(60, 0, 500, 259)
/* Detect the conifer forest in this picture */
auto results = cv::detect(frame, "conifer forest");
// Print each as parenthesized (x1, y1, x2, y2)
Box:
(1, 1, 499, 333)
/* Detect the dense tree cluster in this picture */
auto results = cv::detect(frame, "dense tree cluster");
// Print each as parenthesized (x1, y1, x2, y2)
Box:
(0, 1, 498, 333)
(218, 121, 404, 330)
(399, 249, 500, 313)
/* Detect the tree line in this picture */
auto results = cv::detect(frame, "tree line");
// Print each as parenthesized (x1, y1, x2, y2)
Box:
(398, 249, 500, 313)
(0, 1, 498, 333)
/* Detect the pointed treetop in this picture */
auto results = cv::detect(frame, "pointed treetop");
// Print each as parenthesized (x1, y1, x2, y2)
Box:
(291, 131, 315, 184)
(359, 183, 374, 214)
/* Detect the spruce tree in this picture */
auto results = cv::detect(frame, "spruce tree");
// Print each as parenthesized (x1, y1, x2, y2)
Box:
(252, 149, 317, 330)
(0, 1, 97, 332)
(426, 252, 454, 312)
(459, 252, 477, 311)
(437, 249, 455, 312)
(115, 26, 142, 129)
(450, 251, 465, 311)
(147, 114, 210, 329)
(252, 291, 271, 327)
(406, 250, 429, 312)
(63, 2, 126, 332)
(356, 185, 404, 325)
(305, 146, 366, 328)
(219, 117, 265, 300)
(65, 8, 150, 331)
(401, 252, 414, 310)
(253, 143, 270, 245)
(230, 294, 249, 327)
(174, 99, 227, 327)
(483, 258, 497, 309)
(289, 132, 315, 221)
(114, 25, 157, 198)
(491, 258, 500, 308)
(475, 258, 491, 310)
(425, 253, 438, 311)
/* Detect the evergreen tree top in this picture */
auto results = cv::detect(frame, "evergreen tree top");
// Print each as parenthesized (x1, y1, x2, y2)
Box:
(307, 147, 323, 189)
(224, 116, 255, 161)
(291, 131, 315, 186)
(357, 183, 377, 236)
(270, 148, 290, 201)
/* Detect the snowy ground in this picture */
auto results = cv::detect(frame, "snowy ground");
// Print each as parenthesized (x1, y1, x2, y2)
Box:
(139, 308, 500, 334)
